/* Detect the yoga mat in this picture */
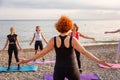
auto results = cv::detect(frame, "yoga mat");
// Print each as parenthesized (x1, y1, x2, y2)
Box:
(44, 73, 100, 80)
(98, 63, 120, 68)
(28, 60, 55, 65)
(0, 65, 38, 72)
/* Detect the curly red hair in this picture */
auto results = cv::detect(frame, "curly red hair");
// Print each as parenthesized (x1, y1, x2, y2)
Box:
(55, 16, 73, 33)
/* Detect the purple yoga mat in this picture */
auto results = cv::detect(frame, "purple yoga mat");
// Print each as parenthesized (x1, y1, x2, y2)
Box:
(98, 63, 120, 68)
(28, 60, 55, 65)
(44, 74, 100, 80)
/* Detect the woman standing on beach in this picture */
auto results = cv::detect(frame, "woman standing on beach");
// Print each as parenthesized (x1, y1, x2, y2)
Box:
(18, 16, 111, 80)
(2, 27, 22, 70)
(105, 29, 120, 63)
(69, 23, 95, 73)
(29, 26, 47, 61)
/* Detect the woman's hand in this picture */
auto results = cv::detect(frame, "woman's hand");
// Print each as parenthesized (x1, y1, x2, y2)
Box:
(1, 49, 6, 53)
(92, 38, 96, 41)
(20, 47, 22, 51)
(2, 48, 5, 51)
(104, 32, 108, 34)
(98, 60, 112, 67)
(17, 58, 29, 64)
(29, 42, 32, 46)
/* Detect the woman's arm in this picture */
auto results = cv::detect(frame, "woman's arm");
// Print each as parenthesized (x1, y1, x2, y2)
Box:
(105, 29, 120, 34)
(17, 38, 54, 64)
(72, 37, 111, 67)
(29, 33, 35, 45)
(79, 32, 95, 41)
(3, 37, 9, 50)
(16, 36, 22, 50)
(41, 32, 48, 44)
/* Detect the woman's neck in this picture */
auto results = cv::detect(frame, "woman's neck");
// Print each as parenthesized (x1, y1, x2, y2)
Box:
(72, 30, 77, 33)
(10, 32, 14, 35)
(60, 33, 68, 36)
(36, 31, 40, 33)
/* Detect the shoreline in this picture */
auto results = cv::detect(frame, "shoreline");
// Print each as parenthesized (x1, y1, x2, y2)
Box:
(2, 43, 118, 51)
(1, 43, 118, 53)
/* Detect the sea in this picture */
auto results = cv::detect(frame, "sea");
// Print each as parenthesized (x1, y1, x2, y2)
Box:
(0, 19, 120, 49)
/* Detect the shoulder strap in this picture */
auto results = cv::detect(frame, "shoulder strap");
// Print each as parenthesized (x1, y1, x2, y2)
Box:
(70, 32, 72, 36)
(54, 36, 56, 47)
(54, 35, 72, 48)
(59, 35, 67, 47)
(69, 36, 73, 47)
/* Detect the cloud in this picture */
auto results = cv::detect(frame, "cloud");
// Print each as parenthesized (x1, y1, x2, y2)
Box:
(1, 7, 120, 20)
(0, 0, 3, 5)
(0, 8, 75, 19)
(1, 0, 120, 10)
(1, 0, 120, 19)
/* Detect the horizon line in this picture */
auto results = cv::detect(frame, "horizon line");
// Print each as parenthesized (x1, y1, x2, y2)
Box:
(0, 18, 120, 21)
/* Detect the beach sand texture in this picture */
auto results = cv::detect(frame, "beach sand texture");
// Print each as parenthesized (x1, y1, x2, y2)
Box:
(0, 44, 120, 80)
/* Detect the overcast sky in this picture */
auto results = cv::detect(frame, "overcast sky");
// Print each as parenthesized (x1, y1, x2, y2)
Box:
(1, 0, 120, 19)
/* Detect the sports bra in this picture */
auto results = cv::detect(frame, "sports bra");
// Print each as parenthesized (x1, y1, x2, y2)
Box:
(54, 35, 77, 68)
(70, 32, 79, 40)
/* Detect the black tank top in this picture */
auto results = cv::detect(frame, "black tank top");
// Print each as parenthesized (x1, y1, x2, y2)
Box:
(54, 35, 77, 68)
(7, 34, 17, 43)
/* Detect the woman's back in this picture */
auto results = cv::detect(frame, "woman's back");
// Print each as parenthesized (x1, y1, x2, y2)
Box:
(54, 35, 77, 68)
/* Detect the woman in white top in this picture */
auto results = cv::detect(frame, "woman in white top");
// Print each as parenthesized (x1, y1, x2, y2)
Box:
(105, 29, 120, 63)
(30, 26, 47, 61)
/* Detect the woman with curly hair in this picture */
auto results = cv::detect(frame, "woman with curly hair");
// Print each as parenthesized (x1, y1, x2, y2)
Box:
(17, 16, 111, 80)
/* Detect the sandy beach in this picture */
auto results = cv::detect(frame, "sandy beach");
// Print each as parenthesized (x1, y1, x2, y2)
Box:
(0, 43, 120, 80)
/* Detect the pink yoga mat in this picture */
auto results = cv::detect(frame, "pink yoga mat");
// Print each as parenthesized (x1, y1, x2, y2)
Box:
(28, 60, 55, 65)
(44, 73, 100, 80)
(98, 63, 120, 68)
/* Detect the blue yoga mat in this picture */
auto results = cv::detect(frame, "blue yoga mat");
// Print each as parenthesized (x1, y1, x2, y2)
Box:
(44, 73, 100, 80)
(0, 65, 38, 72)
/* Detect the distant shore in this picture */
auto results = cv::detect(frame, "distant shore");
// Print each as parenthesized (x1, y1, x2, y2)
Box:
(1, 42, 118, 52)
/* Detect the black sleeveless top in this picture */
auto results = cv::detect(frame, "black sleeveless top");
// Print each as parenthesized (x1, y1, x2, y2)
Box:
(54, 35, 77, 68)
(7, 34, 17, 43)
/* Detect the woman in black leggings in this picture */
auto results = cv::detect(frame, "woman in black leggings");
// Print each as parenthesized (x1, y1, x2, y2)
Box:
(3, 27, 22, 70)
(17, 16, 111, 80)
(69, 23, 95, 73)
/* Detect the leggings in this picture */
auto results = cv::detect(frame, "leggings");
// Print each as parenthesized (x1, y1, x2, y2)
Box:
(8, 44, 19, 67)
(54, 67, 80, 80)
(75, 50, 81, 69)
